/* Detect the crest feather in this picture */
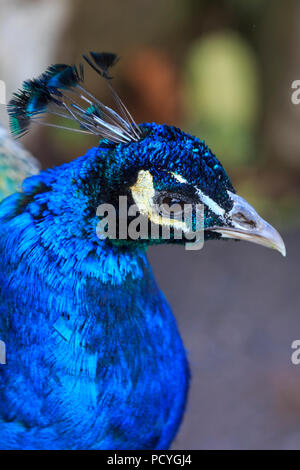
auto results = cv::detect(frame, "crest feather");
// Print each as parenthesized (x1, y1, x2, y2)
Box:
(8, 52, 141, 143)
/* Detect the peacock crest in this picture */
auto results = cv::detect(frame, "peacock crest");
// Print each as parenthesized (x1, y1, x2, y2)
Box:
(7, 52, 142, 144)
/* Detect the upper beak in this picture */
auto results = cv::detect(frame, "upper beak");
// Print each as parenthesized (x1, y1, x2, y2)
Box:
(210, 191, 286, 257)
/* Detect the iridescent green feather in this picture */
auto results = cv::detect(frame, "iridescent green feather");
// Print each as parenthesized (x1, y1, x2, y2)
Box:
(0, 126, 40, 200)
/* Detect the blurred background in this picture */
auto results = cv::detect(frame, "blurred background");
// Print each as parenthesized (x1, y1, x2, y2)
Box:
(0, 0, 299, 449)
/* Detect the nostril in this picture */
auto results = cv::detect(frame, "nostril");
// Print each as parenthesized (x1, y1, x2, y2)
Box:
(232, 211, 257, 229)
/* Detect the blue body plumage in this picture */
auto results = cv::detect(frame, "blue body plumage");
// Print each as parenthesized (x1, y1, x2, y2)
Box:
(0, 143, 190, 450)
(0, 52, 285, 450)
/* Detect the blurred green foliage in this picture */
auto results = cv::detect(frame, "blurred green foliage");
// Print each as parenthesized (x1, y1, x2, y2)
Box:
(184, 31, 260, 169)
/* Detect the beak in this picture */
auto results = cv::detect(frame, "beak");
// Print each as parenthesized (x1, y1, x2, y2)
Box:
(210, 191, 286, 257)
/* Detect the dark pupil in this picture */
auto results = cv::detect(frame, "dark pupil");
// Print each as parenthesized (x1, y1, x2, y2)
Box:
(159, 196, 186, 218)
(162, 196, 185, 210)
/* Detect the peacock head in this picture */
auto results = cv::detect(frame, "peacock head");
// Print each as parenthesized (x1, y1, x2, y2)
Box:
(91, 122, 285, 255)
(7, 52, 285, 256)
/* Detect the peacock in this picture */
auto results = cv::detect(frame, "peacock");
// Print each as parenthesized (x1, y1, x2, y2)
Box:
(0, 52, 285, 450)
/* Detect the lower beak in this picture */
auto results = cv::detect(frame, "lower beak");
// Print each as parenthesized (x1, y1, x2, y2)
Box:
(209, 192, 286, 257)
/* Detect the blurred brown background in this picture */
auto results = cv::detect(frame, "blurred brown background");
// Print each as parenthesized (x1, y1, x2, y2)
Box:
(0, 0, 300, 449)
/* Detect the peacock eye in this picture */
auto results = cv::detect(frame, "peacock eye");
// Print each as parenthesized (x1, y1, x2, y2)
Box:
(161, 196, 185, 210)
(154, 193, 192, 219)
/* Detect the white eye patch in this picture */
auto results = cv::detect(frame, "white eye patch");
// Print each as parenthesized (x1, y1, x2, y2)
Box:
(130, 170, 190, 232)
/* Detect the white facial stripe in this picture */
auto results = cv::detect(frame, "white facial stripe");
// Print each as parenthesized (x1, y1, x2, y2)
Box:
(195, 188, 225, 218)
(171, 172, 188, 184)
(172, 171, 225, 218)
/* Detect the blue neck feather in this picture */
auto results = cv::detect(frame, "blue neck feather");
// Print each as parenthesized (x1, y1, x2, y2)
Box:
(0, 174, 189, 449)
